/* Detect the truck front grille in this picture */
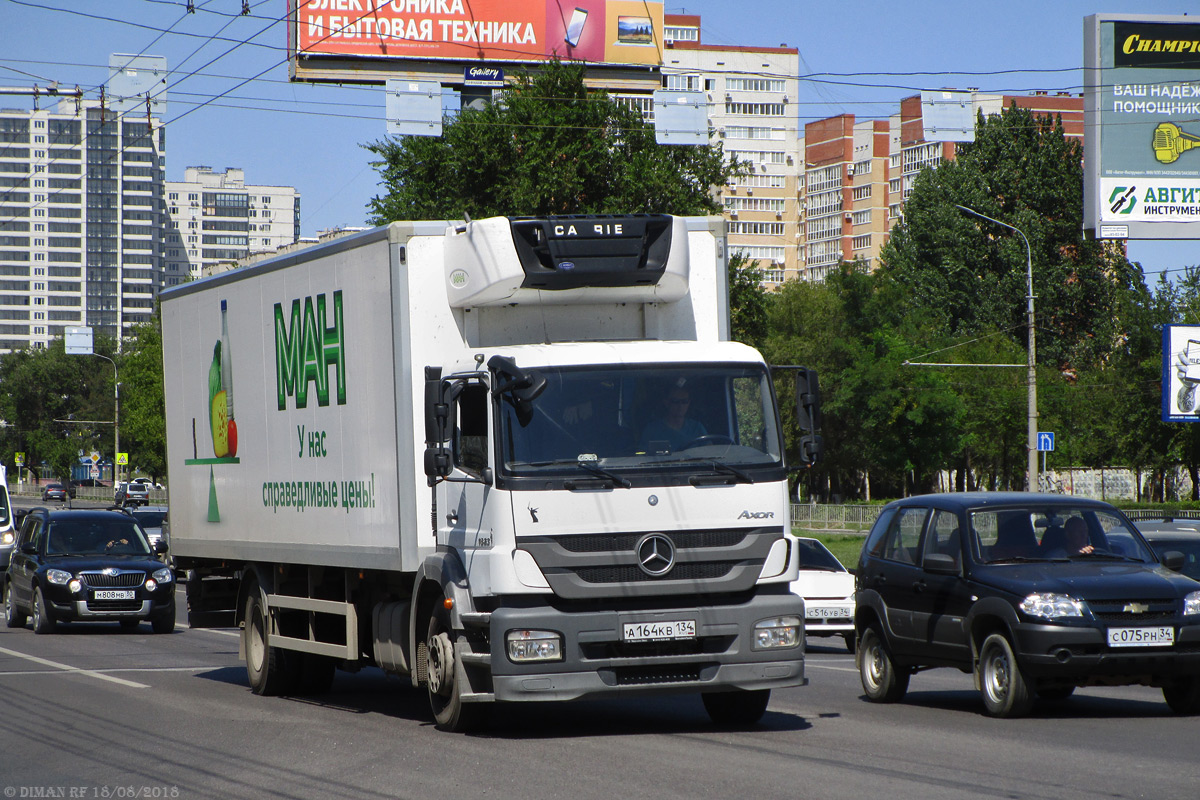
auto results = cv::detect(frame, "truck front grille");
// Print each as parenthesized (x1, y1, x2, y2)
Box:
(518, 526, 783, 600)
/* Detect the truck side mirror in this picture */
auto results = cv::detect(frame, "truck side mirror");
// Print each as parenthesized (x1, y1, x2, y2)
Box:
(423, 367, 452, 484)
(794, 367, 823, 465)
(487, 354, 546, 427)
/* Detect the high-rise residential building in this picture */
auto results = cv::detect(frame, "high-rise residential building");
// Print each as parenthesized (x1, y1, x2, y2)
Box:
(803, 92, 1084, 280)
(0, 97, 164, 352)
(164, 166, 300, 284)
(661, 15, 802, 286)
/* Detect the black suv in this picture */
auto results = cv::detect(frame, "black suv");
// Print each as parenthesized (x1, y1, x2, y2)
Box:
(3, 507, 175, 634)
(854, 493, 1200, 717)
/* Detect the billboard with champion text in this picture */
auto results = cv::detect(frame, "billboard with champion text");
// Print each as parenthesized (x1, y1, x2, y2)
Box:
(1084, 14, 1200, 240)
(293, 0, 664, 68)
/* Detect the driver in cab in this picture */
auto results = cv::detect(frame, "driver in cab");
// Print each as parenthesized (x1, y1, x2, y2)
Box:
(641, 383, 706, 452)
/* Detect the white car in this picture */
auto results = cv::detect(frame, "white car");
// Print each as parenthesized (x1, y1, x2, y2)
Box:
(114, 481, 150, 507)
(789, 536, 856, 651)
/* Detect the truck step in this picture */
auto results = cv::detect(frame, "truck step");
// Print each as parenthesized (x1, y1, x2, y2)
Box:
(460, 652, 491, 666)
(460, 692, 495, 703)
(459, 612, 492, 627)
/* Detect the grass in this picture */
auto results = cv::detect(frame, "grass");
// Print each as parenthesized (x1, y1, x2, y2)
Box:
(795, 530, 866, 571)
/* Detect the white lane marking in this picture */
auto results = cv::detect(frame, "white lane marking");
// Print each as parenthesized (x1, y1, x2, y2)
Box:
(0, 666, 223, 677)
(0, 644, 149, 688)
(806, 661, 858, 673)
(180, 625, 240, 638)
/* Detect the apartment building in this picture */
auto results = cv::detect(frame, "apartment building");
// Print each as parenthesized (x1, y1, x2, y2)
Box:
(804, 92, 1083, 280)
(164, 166, 300, 283)
(662, 14, 802, 286)
(0, 97, 164, 352)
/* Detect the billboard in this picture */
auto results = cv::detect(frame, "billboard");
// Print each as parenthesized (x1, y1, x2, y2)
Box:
(292, 0, 663, 69)
(1162, 325, 1200, 421)
(1084, 15, 1200, 240)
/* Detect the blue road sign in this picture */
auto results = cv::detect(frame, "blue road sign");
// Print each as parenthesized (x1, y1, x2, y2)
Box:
(1037, 432, 1055, 452)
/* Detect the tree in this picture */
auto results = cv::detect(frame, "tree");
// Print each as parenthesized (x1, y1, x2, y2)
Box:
(0, 339, 116, 483)
(728, 252, 769, 349)
(120, 313, 167, 482)
(879, 104, 1143, 372)
(365, 59, 743, 222)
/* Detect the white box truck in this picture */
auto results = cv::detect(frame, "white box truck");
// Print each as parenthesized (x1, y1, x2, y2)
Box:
(161, 214, 822, 731)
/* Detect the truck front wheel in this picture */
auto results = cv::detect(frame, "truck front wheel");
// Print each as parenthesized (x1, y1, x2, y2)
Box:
(245, 588, 292, 696)
(426, 604, 486, 732)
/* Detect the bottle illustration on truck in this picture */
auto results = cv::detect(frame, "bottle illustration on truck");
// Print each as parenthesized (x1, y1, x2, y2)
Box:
(161, 214, 822, 731)
(207, 299, 238, 459)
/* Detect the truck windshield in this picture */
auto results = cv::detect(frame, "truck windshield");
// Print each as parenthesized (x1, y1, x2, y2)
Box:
(498, 363, 783, 478)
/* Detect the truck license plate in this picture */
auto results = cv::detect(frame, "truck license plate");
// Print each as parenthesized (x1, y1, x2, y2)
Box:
(93, 590, 135, 601)
(1107, 626, 1174, 647)
(623, 620, 696, 642)
(807, 607, 851, 620)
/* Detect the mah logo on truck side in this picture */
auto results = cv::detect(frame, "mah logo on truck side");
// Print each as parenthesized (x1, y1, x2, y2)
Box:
(274, 291, 347, 410)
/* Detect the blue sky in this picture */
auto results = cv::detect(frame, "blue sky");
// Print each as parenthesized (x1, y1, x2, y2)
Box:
(0, 0, 1195, 277)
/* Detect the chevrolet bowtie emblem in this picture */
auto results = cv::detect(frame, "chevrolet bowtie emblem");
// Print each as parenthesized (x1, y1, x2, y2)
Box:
(1123, 602, 1149, 614)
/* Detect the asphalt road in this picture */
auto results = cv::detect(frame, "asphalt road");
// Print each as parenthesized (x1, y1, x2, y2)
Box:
(1, 596, 1197, 800)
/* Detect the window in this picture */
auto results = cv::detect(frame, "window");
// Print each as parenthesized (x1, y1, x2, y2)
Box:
(851, 209, 871, 226)
(881, 507, 928, 565)
(453, 381, 489, 478)
(664, 73, 702, 91)
(852, 185, 872, 201)
(728, 221, 785, 235)
(724, 197, 786, 213)
(852, 235, 871, 251)
(731, 245, 785, 262)
(724, 102, 786, 117)
(726, 78, 785, 93)
(724, 126, 784, 141)
(924, 510, 962, 570)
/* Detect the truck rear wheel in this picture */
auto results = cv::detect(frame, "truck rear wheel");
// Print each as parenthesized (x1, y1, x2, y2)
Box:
(426, 604, 486, 732)
(701, 689, 770, 726)
(245, 588, 292, 696)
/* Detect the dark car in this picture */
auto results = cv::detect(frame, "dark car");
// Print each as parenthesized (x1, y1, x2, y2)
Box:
(1128, 513, 1200, 583)
(3, 507, 175, 634)
(41, 483, 70, 503)
(854, 493, 1200, 718)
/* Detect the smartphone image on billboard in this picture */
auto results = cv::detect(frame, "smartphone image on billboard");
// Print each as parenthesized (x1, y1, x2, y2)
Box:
(565, 7, 588, 47)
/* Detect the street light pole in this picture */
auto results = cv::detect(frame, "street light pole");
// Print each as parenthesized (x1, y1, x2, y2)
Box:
(92, 353, 119, 484)
(955, 205, 1037, 492)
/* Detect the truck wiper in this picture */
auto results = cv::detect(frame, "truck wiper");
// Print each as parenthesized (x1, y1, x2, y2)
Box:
(576, 460, 632, 488)
(706, 461, 754, 484)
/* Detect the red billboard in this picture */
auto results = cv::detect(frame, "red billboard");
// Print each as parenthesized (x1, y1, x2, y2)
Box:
(294, 0, 664, 67)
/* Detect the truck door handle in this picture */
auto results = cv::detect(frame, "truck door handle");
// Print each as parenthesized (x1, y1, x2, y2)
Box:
(912, 579, 926, 593)
(446, 512, 458, 525)
(870, 574, 886, 587)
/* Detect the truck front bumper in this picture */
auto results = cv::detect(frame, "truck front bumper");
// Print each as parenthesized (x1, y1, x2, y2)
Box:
(486, 591, 806, 702)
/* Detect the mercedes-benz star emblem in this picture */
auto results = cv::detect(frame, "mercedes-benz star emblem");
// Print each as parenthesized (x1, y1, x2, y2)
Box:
(636, 533, 676, 577)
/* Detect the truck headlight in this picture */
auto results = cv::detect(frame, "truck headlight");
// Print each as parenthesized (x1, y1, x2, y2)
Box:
(46, 569, 72, 586)
(1019, 593, 1085, 620)
(1185, 591, 1200, 617)
(1, 531, 13, 546)
(506, 630, 563, 663)
(753, 616, 801, 650)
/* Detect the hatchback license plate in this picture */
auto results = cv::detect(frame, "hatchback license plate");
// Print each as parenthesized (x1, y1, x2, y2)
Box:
(1107, 626, 1174, 647)
(93, 590, 135, 601)
(623, 619, 696, 642)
